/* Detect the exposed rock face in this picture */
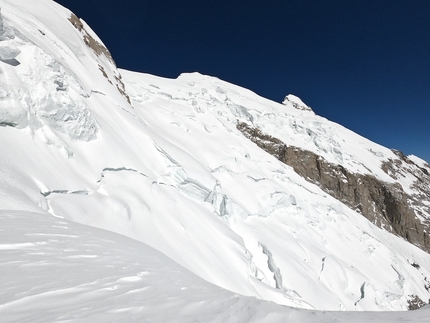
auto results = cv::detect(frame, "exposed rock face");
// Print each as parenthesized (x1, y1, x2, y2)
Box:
(68, 13, 131, 105)
(237, 122, 430, 253)
(68, 13, 115, 65)
(407, 294, 428, 310)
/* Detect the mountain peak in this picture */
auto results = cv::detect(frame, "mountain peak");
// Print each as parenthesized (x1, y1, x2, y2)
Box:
(283, 94, 313, 113)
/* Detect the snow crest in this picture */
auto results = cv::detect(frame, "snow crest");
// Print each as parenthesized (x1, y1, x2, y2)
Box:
(283, 94, 314, 113)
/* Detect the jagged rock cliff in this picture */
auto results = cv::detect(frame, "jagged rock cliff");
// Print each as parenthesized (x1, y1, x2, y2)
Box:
(237, 121, 430, 253)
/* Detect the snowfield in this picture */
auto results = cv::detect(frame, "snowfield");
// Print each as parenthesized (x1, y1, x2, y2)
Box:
(2, 210, 292, 323)
(0, 0, 430, 321)
(2, 210, 430, 323)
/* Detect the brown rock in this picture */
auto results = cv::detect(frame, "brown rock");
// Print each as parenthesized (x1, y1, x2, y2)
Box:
(237, 122, 430, 253)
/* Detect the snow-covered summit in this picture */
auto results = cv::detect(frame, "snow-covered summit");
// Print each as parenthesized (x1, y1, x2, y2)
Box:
(0, 0, 430, 321)
(283, 93, 314, 113)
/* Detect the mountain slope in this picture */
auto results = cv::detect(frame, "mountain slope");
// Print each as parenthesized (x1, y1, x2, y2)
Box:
(236, 121, 430, 252)
(2, 210, 430, 322)
(0, 0, 429, 319)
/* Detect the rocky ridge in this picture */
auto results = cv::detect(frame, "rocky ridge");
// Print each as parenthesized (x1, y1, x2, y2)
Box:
(237, 121, 430, 253)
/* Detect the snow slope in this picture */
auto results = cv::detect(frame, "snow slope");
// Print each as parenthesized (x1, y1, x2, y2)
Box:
(3, 210, 430, 322)
(0, 0, 430, 320)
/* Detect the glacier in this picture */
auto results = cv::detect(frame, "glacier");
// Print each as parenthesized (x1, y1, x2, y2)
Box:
(0, 0, 430, 321)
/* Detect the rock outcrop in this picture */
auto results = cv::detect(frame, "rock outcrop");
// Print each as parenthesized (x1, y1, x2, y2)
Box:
(237, 122, 430, 253)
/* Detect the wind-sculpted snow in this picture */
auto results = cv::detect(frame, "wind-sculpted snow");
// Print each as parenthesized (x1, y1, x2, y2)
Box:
(2, 210, 430, 322)
(1, 0, 430, 319)
(0, 210, 293, 322)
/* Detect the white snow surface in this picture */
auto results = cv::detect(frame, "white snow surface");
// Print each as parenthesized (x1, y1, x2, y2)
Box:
(2, 210, 430, 323)
(408, 154, 429, 169)
(282, 94, 314, 113)
(0, 0, 430, 321)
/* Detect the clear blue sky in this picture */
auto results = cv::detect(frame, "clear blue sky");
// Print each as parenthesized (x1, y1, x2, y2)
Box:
(55, 0, 430, 163)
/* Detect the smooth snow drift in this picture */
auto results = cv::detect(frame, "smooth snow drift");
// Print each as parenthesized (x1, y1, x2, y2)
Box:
(2, 210, 430, 322)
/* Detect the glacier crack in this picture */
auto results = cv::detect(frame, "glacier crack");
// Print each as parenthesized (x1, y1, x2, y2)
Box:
(97, 167, 148, 184)
(391, 265, 405, 289)
(319, 256, 326, 279)
(354, 282, 366, 306)
(258, 242, 301, 298)
(41, 190, 89, 198)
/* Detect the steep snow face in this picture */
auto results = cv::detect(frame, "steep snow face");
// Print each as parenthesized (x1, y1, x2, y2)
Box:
(0, 43, 98, 141)
(0, 0, 430, 316)
(119, 70, 430, 311)
(0, 0, 129, 142)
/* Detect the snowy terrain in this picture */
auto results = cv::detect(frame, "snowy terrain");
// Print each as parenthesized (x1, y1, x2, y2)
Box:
(1, 0, 430, 321)
(2, 210, 430, 323)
